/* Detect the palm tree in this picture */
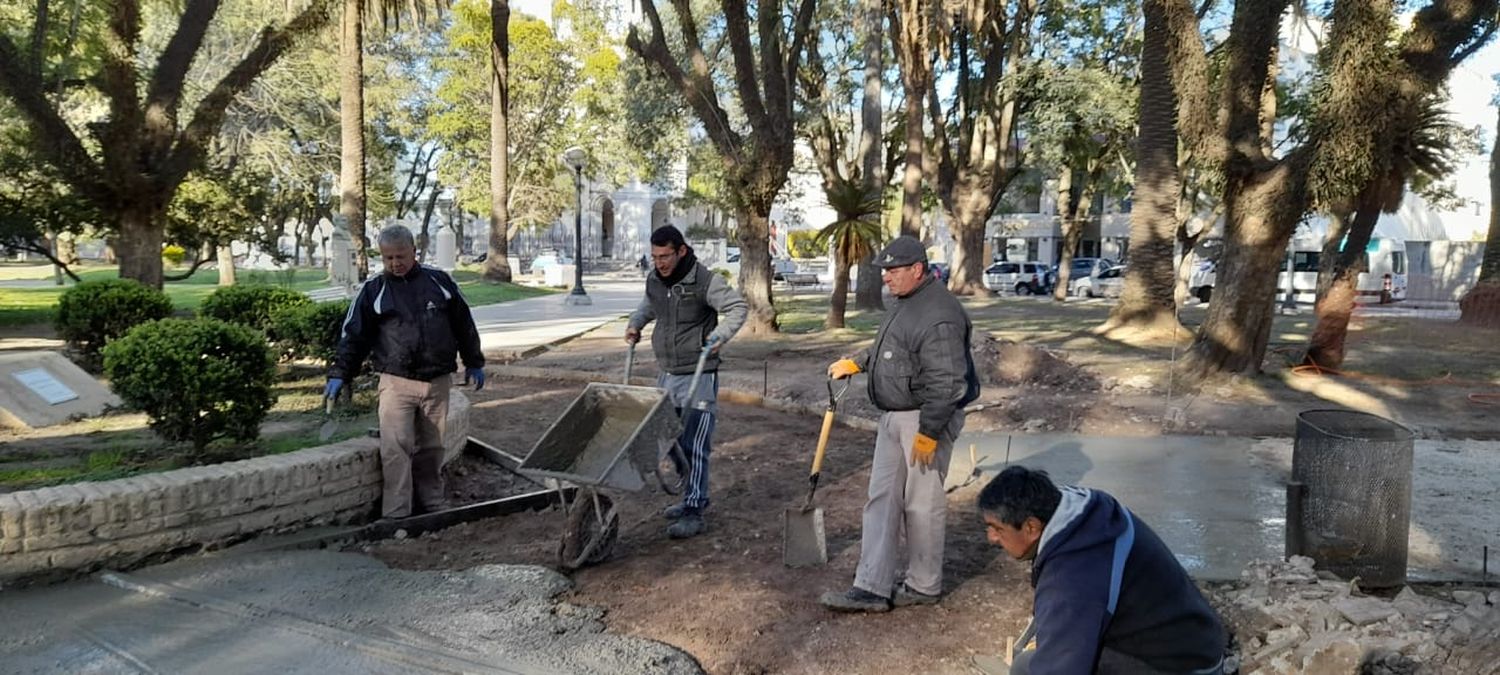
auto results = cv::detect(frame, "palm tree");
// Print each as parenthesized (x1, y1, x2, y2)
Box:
(339, 1, 440, 280)
(815, 179, 884, 328)
(482, 0, 512, 282)
(1304, 96, 1463, 367)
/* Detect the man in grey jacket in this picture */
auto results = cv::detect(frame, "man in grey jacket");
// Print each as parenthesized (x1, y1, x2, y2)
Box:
(820, 236, 980, 612)
(625, 225, 748, 539)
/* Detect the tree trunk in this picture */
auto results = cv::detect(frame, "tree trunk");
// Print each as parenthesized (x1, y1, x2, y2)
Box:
(1053, 169, 1080, 301)
(117, 206, 165, 289)
(826, 246, 851, 329)
(736, 206, 779, 335)
(216, 245, 236, 286)
(899, 88, 924, 238)
(947, 207, 987, 296)
(338, 0, 368, 280)
(1459, 106, 1500, 326)
(855, 254, 883, 310)
(1107, 0, 1182, 333)
(1303, 197, 1377, 368)
(1183, 174, 1301, 376)
(894, 0, 928, 239)
(483, 0, 513, 283)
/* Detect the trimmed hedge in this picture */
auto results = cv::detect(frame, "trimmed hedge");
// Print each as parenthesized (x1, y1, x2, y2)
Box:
(103, 318, 276, 451)
(269, 299, 351, 365)
(199, 285, 312, 336)
(54, 279, 174, 361)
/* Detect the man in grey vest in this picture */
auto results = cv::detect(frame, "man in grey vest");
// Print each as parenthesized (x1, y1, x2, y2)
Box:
(625, 225, 748, 539)
(820, 235, 980, 611)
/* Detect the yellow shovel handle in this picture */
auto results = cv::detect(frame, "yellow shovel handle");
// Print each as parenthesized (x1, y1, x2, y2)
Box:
(810, 409, 836, 476)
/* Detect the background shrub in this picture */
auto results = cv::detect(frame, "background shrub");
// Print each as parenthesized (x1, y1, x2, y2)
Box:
(199, 285, 312, 336)
(269, 300, 351, 365)
(54, 279, 174, 362)
(161, 244, 187, 266)
(103, 318, 276, 451)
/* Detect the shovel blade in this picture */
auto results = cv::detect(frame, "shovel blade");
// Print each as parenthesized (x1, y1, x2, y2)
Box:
(318, 419, 339, 442)
(782, 507, 828, 567)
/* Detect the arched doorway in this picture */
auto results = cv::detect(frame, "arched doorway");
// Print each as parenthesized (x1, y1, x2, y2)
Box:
(650, 199, 671, 231)
(600, 199, 615, 259)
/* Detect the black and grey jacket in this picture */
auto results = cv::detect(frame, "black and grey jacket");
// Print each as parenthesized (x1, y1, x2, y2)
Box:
(329, 266, 485, 382)
(855, 275, 980, 440)
(628, 261, 748, 375)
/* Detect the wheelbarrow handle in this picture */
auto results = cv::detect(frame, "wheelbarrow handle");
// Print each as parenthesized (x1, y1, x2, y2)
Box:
(679, 340, 716, 413)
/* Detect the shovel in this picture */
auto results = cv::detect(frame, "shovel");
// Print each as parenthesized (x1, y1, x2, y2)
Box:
(783, 377, 848, 567)
(318, 397, 339, 442)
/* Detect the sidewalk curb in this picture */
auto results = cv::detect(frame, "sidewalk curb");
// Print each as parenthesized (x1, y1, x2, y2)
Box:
(487, 364, 881, 433)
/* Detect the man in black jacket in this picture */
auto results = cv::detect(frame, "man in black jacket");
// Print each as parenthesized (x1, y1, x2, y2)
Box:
(820, 236, 980, 612)
(625, 226, 747, 539)
(975, 466, 1227, 674)
(328, 225, 485, 519)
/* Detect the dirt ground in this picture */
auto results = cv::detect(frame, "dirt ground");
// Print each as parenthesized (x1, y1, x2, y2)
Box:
(366, 377, 1035, 674)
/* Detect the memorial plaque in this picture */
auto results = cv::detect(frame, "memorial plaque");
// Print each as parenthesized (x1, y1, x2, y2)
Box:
(12, 368, 79, 405)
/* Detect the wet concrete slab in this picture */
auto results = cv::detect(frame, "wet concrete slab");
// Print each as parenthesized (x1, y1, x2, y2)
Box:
(949, 432, 1500, 583)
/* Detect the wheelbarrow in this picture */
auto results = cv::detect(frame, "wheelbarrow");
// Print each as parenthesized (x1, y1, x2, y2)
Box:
(517, 342, 712, 570)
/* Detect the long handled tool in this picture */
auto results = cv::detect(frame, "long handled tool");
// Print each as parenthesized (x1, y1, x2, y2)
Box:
(783, 377, 848, 567)
(318, 397, 339, 442)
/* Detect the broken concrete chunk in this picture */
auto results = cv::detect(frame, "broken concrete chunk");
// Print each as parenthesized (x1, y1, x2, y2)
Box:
(1451, 589, 1487, 607)
(1301, 639, 1362, 675)
(1334, 596, 1400, 626)
(1257, 625, 1308, 659)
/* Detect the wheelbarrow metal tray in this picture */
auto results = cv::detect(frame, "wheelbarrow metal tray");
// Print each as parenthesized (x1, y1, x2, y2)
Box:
(517, 383, 683, 491)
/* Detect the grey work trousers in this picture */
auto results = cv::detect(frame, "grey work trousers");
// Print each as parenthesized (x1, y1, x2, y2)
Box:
(853, 408, 966, 598)
(377, 373, 451, 518)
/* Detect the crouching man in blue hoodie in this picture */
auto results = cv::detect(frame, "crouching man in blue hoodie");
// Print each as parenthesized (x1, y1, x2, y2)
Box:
(975, 467, 1227, 674)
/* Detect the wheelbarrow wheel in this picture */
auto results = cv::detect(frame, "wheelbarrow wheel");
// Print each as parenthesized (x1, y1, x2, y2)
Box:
(558, 491, 619, 571)
(655, 442, 689, 496)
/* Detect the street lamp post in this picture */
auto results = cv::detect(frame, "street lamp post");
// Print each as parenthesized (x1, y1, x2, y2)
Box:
(561, 146, 591, 305)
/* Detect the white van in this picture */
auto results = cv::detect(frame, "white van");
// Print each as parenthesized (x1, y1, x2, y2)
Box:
(1189, 236, 1407, 304)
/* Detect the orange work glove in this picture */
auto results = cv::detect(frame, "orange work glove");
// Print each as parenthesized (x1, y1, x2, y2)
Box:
(910, 433, 938, 468)
(827, 359, 861, 379)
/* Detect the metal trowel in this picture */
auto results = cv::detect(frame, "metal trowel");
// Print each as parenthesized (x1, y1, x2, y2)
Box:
(783, 378, 847, 567)
(318, 397, 339, 442)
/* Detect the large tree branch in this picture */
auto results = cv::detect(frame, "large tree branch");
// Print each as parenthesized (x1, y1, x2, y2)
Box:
(1154, 0, 1227, 169)
(98, 0, 145, 187)
(0, 34, 109, 204)
(783, 0, 819, 120)
(145, 0, 222, 146)
(163, 0, 335, 191)
(627, 0, 743, 157)
(720, 0, 771, 135)
(1401, 0, 1500, 83)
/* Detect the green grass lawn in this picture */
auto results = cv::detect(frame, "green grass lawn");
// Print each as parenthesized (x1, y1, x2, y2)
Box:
(0, 264, 554, 327)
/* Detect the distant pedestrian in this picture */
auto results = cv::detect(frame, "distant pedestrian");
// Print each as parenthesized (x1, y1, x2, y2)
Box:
(971, 466, 1228, 674)
(327, 225, 486, 519)
(625, 225, 748, 539)
(820, 235, 980, 612)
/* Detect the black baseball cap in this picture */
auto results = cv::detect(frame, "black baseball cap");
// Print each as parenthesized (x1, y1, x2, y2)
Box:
(874, 236, 928, 268)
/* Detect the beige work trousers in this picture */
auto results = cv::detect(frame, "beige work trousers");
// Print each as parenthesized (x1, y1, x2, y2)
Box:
(853, 408, 965, 598)
(377, 373, 450, 518)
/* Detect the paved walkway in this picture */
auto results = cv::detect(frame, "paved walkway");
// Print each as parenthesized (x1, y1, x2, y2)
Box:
(949, 432, 1500, 582)
(469, 280, 641, 358)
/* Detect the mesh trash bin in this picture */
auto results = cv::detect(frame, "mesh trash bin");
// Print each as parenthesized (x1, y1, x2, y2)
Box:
(1289, 410, 1415, 587)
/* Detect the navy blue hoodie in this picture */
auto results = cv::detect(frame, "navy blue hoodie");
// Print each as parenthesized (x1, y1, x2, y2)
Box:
(1029, 487, 1225, 674)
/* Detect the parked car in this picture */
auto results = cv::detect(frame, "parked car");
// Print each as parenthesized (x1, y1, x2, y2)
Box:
(929, 262, 950, 284)
(1092, 265, 1127, 298)
(529, 251, 573, 275)
(984, 261, 1050, 295)
(1063, 257, 1118, 297)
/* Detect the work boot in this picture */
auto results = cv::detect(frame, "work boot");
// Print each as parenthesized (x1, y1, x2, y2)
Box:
(892, 584, 942, 607)
(666, 510, 706, 538)
(662, 502, 690, 520)
(970, 654, 1011, 675)
(818, 587, 891, 613)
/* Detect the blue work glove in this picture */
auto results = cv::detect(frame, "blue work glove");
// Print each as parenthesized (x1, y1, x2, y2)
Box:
(466, 367, 485, 390)
(325, 378, 344, 400)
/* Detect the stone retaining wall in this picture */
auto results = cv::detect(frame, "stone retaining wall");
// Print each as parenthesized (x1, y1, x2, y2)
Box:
(0, 392, 470, 585)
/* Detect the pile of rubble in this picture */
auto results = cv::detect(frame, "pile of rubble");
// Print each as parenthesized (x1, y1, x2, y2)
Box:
(1206, 557, 1500, 674)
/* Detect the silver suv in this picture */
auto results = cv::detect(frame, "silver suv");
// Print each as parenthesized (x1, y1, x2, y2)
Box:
(984, 261, 1050, 295)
